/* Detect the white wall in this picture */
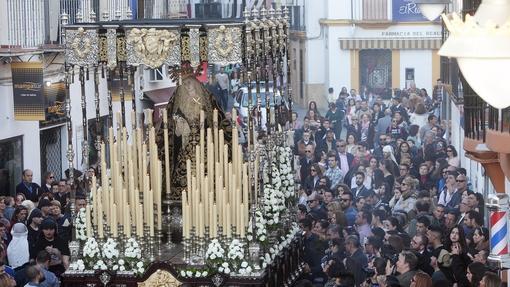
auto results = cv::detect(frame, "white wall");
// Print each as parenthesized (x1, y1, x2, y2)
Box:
(304, 0, 326, 87)
(326, 0, 351, 19)
(326, 25, 354, 94)
(303, 0, 441, 97)
(399, 50, 433, 92)
(0, 0, 7, 45)
(0, 85, 42, 184)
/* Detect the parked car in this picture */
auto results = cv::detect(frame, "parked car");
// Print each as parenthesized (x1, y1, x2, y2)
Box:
(234, 84, 283, 131)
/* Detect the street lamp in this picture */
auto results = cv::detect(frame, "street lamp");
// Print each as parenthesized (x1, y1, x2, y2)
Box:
(438, 0, 510, 109)
(413, 0, 450, 21)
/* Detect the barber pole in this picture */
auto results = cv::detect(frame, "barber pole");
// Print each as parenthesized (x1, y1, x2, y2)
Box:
(487, 193, 510, 269)
(490, 210, 508, 256)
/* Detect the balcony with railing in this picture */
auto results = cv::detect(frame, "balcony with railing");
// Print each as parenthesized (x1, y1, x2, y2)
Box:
(352, 0, 392, 22)
(288, 4, 305, 31)
(463, 82, 489, 143)
(484, 105, 510, 155)
(461, 81, 507, 192)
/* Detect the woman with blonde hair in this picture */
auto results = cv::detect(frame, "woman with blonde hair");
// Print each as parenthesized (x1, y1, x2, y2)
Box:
(393, 176, 418, 213)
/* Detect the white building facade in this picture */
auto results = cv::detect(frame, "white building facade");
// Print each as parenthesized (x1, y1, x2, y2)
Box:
(292, 0, 442, 107)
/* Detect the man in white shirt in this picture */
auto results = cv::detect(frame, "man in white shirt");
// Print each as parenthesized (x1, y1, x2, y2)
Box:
(437, 172, 457, 208)
(327, 87, 335, 104)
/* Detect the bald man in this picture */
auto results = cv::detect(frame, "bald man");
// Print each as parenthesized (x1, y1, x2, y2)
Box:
(16, 169, 42, 202)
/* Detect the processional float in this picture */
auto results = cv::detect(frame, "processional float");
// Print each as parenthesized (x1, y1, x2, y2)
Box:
(61, 6, 303, 287)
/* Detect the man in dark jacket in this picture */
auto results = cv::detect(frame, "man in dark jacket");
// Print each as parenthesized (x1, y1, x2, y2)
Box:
(300, 218, 327, 284)
(325, 103, 344, 139)
(344, 235, 368, 286)
(299, 145, 316, 184)
(15, 169, 42, 203)
(411, 233, 434, 276)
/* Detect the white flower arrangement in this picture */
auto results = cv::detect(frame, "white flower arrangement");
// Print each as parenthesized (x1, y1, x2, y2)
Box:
(93, 259, 108, 270)
(278, 146, 295, 200)
(82, 237, 100, 268)
(124, 238, 142, 259)
(69, 259, 85, 271)
(112, 259, 126, 272)
(246, 209, 267, 243)
(179, 269, 209, 278)
(72, 236, 148, 275)
(205, 239, 225, 262)
(262, 156, 286, 227)
(237, 261, 253, 275)
(102, 238, 120, 260)
(261, 223, 300, 268)
(218, 262, 231, 274)
(123, 237, 145, 274)
(227, 239, 245, 262)
(75, 208, 87, 241)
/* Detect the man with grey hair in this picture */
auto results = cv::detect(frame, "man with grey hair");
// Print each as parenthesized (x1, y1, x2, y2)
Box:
(396, 250, 418, 286)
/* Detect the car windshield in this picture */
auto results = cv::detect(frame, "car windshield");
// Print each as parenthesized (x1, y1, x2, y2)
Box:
(241, 92, 278, 107)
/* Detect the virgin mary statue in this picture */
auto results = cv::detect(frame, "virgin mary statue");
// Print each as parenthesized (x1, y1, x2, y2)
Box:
(158, 73, 231, 200)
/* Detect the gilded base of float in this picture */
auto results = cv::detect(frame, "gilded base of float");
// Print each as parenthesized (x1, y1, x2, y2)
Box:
(61, 240, 303, 287)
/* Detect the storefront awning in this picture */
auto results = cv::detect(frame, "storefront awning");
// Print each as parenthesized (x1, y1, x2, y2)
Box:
(339, 38, 442, 50)
(143, 87, 176, 105)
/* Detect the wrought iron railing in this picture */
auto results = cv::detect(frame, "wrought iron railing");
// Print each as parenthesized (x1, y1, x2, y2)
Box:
(463, 74, 489, 141)
(488, 107, 510, 133)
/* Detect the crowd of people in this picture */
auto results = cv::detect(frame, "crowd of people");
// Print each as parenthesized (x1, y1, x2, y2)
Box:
(292, 86, 500, 287)
(0, 80, 503, 287)
(0, 168, 90, 286)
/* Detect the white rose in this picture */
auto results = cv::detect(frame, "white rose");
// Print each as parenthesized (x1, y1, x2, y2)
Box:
(119, 266, 125, 271)
(180, 270, 186, 277)
(186, 271, 193, 277)
(136, 262, 144, 268)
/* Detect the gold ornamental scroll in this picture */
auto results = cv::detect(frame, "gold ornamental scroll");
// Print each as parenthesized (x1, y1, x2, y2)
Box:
(138, 269, 182, 287)
(126, 28, 180, 68)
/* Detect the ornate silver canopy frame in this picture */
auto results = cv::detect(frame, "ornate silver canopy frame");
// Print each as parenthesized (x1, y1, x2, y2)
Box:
(63, 8, 290, 70)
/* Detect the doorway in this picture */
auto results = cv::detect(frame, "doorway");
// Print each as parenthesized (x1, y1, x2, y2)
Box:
(359, 49, 392, 98)
(40, 127, 63, 181)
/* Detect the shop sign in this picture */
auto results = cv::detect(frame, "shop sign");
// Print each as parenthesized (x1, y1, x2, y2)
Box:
(41, 82, 67, 126)
(380, 31, 441, 38)
(11, 62, 45, 121)
(392, 0, 432, 22)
